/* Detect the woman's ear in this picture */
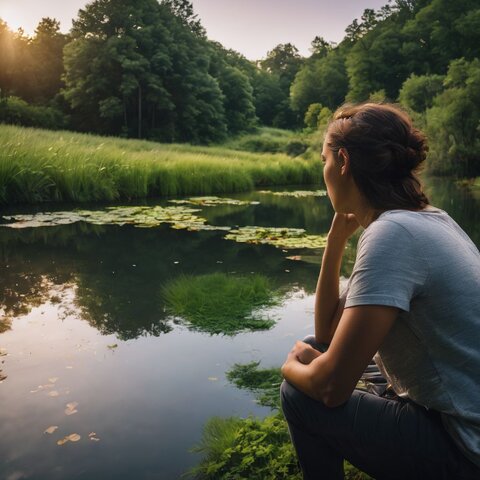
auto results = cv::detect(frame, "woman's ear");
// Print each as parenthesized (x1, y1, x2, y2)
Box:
(338, 148, 350, 175)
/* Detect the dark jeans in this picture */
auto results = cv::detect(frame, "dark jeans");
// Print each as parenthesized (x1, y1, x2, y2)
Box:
(281, 336, 480, 480)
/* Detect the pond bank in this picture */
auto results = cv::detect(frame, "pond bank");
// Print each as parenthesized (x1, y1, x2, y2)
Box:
(0, 125, 322, 205)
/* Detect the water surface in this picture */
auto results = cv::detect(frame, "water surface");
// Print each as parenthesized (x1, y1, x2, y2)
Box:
(0, 177, 477, 479)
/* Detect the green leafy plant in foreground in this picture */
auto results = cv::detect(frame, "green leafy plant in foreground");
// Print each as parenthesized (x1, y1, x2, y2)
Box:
(162, 273, 279, 335)
(189, 362, 372, 479)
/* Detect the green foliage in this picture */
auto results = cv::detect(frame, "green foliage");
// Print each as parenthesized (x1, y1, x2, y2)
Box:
(304, 103, 322, 130)
(190, 361, 373, 479)
(227, 362, 283, 409)
(0, 96, 66, 129)
(162, 273, 279, 335)
(285, 140, 308, 157)
(291, 50, 348, 115)
(213, 63, 257, 134)
(0, 18, 67, 104)
(189, 413, 302, 480)
(425, 58, 480, 176)
(398, 74, 444, 112)
(401, 0, 479, 75)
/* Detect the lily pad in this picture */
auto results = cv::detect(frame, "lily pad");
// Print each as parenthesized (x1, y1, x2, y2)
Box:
(169, 196, 259, 206)
(257, 189, 327, 198)
(225, 226, 328, 250)
(1, 206, 230, 233)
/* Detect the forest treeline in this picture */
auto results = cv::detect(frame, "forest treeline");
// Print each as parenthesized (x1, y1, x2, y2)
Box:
(0, 0, 479, 175)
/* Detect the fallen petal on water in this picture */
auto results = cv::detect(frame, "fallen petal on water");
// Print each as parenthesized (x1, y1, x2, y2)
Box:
(44, 426, 58, 434)
(57, 433, 81, 445)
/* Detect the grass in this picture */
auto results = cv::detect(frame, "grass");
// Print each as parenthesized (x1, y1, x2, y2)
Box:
(162, 273, 279, 335)
(0, 124, 322, 205)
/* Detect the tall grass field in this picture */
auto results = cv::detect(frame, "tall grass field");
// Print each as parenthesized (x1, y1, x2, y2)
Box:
(0, 125, 323, 205)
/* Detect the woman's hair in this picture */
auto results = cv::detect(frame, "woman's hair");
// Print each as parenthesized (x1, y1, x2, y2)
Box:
(327, 103, 429, 210)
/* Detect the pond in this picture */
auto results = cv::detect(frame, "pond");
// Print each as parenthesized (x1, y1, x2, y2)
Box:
(0, 177, 478, 480)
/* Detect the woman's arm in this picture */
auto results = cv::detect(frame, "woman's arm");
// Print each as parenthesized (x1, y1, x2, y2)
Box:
(315, 213, 360, 344)
(282, 304, 399, 407)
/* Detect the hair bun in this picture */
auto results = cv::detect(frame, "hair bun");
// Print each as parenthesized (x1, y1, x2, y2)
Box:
(406, 146, 421, 170)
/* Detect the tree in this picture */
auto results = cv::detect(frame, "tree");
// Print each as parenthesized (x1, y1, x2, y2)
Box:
(401, 0, 479, 75)
(63, 0, 227, 142)
(291, 50, 348, 115)
(425, 58, 480, 176)
(309, 36, 333, 59)
(304, 103, 322, 130)
(346, 17, 408, 102)
(30, 18, 68, 102)
(398, 73, 444, 112)
(260, 43, 304, 128)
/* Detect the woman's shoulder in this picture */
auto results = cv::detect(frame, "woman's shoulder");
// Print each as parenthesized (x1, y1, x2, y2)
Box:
(359, 206, 451, 247)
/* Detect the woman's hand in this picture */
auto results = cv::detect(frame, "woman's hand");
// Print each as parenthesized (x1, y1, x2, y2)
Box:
(285, 341, 321, 366)
(328, 213, 360, 242)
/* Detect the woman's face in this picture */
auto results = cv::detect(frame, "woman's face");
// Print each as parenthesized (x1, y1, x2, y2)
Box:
(322, 133, 345, 212)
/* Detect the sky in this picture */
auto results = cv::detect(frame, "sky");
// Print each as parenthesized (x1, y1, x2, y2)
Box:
(0, 0, 388, 60)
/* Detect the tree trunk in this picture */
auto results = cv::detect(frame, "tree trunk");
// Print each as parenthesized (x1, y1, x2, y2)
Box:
(138, 84, 142, 139)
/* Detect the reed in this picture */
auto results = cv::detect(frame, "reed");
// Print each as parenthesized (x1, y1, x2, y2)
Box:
(0, 125, 322, 205)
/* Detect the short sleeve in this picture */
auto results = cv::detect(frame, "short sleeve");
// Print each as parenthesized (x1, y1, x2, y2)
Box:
(345, 219, 428, 312)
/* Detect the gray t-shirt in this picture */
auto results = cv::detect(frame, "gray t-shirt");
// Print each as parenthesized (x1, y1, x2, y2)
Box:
(344, 207, 480, 467)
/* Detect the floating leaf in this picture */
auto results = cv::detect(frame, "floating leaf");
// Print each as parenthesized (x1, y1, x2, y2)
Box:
(208, 377, 218, 382)
(48, 390, 59, 397)
(169, 196, 259, 206)
(57, 433, 81, 445)
(48, 377, 59, 383)
(258, 189, 327, 198)
(65, 401, 79, 416)
(1, 205, 229, 233)
(286, 254, 322, 265)
(225, 226, 328, 250)
(44, 426, 58, 434)
(107, 344, 118, 350)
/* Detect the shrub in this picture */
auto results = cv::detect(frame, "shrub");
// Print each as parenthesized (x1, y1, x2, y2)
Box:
(0, 96, 66, 130)
(285, 140, 308, 157)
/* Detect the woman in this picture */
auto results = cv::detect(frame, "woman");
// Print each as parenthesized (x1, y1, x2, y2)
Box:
(280, 103, 480, 479)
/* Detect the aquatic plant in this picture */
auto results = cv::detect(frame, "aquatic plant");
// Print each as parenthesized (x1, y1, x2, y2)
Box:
(258, 189, 327, 197)
(168, 196, 259, 206)
(1, 205, 230, 232)
(225, 226, 328, 250)
(162, 273, 278, 335)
